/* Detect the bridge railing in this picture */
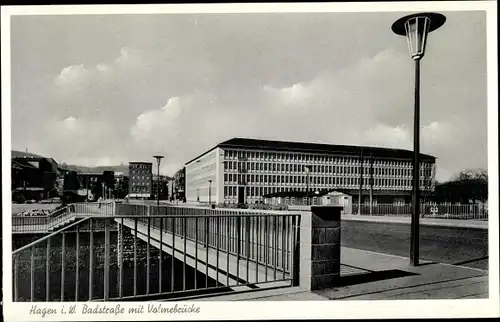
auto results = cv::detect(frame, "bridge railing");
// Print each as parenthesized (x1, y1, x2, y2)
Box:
(71, 202, 115, 216)
(148, 206, 296, 274)
(12, 206, 72, 233)
(12, 202, 116, 233)
(12, 209, 300, 302)
(12, 215, 49, 233)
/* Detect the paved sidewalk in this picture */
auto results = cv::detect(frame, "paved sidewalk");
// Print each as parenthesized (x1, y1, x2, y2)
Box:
(341, 214, 488, 229)
(202, 247, 488, 301)
(319, 247, 488, 300)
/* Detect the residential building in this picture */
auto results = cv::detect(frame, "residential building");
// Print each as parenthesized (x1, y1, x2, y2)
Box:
(128, 162, 153, 199)
(184, 138, 436, 205)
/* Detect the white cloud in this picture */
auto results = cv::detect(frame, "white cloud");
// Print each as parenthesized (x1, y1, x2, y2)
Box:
(363, 124, 411, 149)
(55, 65, 90, 88)
(12, 13, 486, 181)
(131, 96, 183, 142)
(54, 46, 141, 91)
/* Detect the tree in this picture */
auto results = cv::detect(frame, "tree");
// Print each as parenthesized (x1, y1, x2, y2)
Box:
(435, 169, 488, 203)
(115, 176, 129, 198)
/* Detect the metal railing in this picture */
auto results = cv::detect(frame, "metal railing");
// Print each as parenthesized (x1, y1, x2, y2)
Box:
(350, 203, 488, 220)
(12, 202, 115, 233)
(12, 206, 300, 302)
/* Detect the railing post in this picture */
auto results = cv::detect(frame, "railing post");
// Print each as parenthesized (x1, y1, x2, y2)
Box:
(104, 218, 110, 301)
(237, 216, 241, 260)
(292, 215, 300, 286)
(204, 210, 209, 248)
(89, 219, 94, 301)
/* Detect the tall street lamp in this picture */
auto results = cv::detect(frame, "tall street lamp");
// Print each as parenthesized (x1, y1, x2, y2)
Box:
(305, 166, 311, 206)
(392, 12, 446, 266)
(153, 155, 164, 206)
(208, 179, 212, 206)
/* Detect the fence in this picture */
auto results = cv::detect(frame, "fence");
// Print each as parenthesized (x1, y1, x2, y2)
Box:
(12, 205, 300, 302)
(12, 202, 115, 233)
(350, 203, 488, 220)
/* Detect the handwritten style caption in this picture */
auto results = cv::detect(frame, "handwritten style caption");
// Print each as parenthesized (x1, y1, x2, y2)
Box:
(29, 303, 201, 318)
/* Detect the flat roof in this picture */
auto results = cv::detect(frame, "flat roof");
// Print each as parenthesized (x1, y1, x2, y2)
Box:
(185, 137, 436, 165)
(129, 162, 153, 165)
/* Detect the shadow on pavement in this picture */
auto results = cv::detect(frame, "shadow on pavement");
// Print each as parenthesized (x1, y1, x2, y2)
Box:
(453, 256, 488, 266)
(337, 269, 419, 287)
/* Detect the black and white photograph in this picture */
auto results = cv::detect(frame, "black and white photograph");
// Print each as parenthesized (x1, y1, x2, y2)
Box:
(2, 1, 498, 320)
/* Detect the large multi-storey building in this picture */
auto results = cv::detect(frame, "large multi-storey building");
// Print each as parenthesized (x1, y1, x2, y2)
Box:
(185, 138, 436, 205)
(128, 162, 153, 199)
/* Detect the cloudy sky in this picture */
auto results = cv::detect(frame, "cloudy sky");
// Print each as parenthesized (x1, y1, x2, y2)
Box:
(10, 10, 487, 181)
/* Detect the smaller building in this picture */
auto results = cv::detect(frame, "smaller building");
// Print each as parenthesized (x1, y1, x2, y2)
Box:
(76, 171, 114, 201)
(128, 162, 153, 199)
(11, 153, 59, 202)
(263, 189, 354, 213)
(152, 174, 169, 200)
(173, 167, 186, 201)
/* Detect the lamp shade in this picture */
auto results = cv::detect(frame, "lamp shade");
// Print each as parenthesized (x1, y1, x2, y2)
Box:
(153, 155, 164, 165)
(392, 13, 446, 60)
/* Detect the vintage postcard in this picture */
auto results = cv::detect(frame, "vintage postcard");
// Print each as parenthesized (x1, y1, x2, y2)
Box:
(1, 1, 498, 321)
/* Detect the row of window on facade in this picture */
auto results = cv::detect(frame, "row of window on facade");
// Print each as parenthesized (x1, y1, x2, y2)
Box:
(224, 149, 430, 167)
(131, 175, 151, 181)
(223, 173, 432, 187)
(131, 186, 151, 192)
(223, 184, 431, 198)
(223, 161, 432, 177)
(131, 182, 150, 187)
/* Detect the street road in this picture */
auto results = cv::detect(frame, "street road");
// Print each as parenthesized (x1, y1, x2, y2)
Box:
(341, 220, 488, 270)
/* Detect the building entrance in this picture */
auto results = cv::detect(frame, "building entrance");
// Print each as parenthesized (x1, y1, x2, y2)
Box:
(238, 186, 245, 204)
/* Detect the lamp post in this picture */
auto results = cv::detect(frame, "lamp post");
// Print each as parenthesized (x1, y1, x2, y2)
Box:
(305, 166, 310, 206)
(392, 12, 446, 266)
(153, 155, 164, 206)
(208, 179, 212, 205)
(358, 149, 364, 215)
(222, 160, 228, 205)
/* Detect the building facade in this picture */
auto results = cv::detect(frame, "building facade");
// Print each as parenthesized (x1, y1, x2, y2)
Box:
(185, 138, 436, 205)
(11, 152, 59, 202)
(152, 174, 169, 200)
(128, 162, 153, 199)
(173, 167, 186, 201)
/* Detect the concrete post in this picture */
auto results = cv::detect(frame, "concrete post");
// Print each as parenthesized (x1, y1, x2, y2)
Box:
(292, 205, 342, 291)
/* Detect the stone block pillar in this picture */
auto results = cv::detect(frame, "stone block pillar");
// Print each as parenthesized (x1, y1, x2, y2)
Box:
(296, 205, 342, 290)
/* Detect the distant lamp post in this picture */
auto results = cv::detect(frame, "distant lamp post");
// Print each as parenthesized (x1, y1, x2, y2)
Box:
(305, 166, 311, 205)
(208, 179, 212, 206)
(153, 155, 164, 206)
(392, 12, 446, 266)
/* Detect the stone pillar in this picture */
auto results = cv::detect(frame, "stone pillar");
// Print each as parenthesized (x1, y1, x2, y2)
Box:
(297, 205, 342, 291)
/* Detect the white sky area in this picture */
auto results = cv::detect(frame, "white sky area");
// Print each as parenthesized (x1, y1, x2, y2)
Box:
(10, 12, 487, 181)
